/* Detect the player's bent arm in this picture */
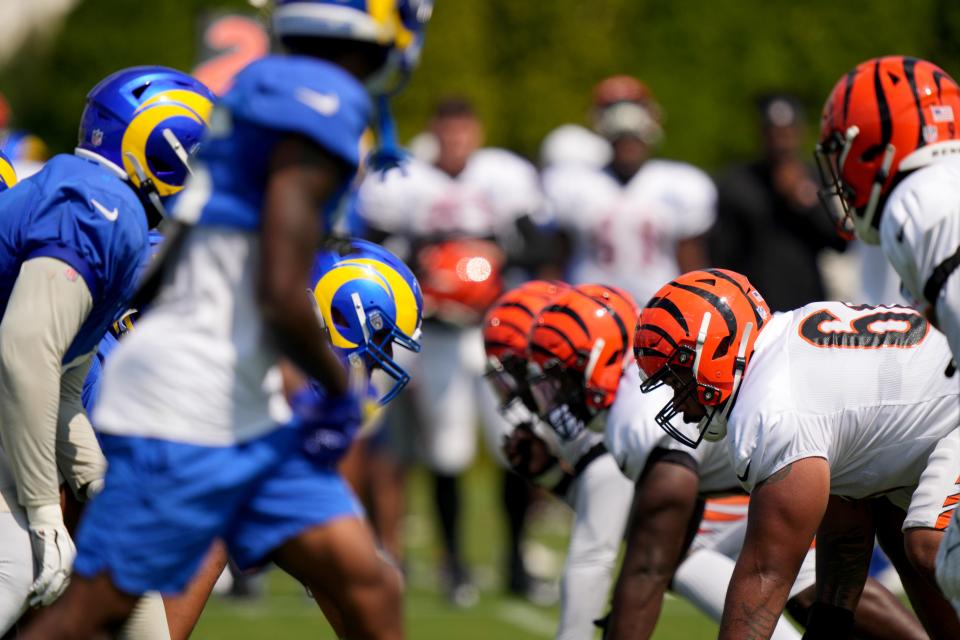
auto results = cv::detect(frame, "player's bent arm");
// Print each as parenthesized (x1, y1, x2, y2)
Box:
(260, 134, 349, 395)
(56, 354, 106, 500)
(0, 257, 93, 509)
(557, 454, 634, 640)
(607, 449, 700, 640)
(718, 457, 830, 640)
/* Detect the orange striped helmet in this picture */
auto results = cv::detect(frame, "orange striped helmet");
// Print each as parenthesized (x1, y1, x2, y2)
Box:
(816, 56, 960, 244)
(527, 285, 639, 434)
(482, 280, 570, 411)
(635, 269, 770, 448)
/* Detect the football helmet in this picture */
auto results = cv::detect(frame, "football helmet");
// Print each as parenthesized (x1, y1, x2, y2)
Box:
(527, 284, 638, 439)
(311, 237, 423, 404)
(635, 269, 770, 448)
(273, 0, 432, 96)
(483, 280, 571, 414)
(591, 75, 662, 145)
(77, 66, 215, 216)
(816, 56, 960, 244)
(417, 239, 505, 326)
(0, 151, 16, 192)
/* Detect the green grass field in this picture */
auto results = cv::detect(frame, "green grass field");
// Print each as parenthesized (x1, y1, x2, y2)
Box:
(193, 453, 720, 639)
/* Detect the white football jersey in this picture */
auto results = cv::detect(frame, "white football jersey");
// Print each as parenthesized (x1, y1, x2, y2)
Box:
(880, 157, 960, 357)
(728, 302, 959, 498)
(543, 159, 716, 304)
(605, 363, 740, 494)
(356, 148, 547, 239)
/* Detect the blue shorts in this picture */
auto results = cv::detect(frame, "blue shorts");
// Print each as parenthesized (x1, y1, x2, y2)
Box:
(73, 428, 362, 595)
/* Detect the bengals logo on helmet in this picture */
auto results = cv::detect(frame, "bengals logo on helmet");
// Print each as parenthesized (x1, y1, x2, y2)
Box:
(529, 283, 639, 412)
(816, 56, 960, 244)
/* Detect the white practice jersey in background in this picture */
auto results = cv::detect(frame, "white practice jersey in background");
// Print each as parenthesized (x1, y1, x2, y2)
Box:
(605, 363, 741, 494)
(543, 159, 716, 304)
(728, 302, 959, 496)
(356, 148, 547, 240)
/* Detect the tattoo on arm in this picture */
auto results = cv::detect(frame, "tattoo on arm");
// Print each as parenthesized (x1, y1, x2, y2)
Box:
(758, 463, 792, 488)
(736, 602, 782, 640)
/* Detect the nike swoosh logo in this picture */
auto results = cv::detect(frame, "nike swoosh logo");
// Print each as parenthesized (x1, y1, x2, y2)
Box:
(295, 88, 340, 117)
(737, 461, 751, 483)
(91, 198, 118, 222)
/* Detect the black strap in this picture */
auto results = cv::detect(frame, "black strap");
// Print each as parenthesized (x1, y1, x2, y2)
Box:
(923, 243, 960, 307)
(574, 443, 609, 476)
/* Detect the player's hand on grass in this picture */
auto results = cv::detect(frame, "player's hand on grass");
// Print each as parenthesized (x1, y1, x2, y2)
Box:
(27, 504, 76, 607)
(502, 422, 555, 479)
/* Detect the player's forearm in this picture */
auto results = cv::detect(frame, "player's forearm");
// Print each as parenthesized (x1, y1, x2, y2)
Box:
(0, 258, 93, 507)
(607, 570, 669, 639)
(718, 562, 795, 640)
(56, 355, 105, 500)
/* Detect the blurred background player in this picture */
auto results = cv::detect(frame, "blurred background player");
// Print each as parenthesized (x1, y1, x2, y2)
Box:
(355, 95, 558, 605)
(815, 54, 960, 619)
(543, 75, 716, 305)
(0, 92, 49, 179)
(21, 2, 431, 638)
(0, 66, 212, 636)
(635, 270, 960, 639)
(710, 93, 849, 312)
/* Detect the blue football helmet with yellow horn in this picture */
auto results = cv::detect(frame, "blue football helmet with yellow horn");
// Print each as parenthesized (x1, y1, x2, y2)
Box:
(273, 0, 432, 96)
(0, 151, 16, 192)
(311, 238, 423, 404)
(76, 66, 215, 216)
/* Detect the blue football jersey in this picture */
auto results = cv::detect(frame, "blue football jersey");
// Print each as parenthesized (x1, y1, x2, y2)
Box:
(181, 55, 371, 231)
(0, 154, 148, 363)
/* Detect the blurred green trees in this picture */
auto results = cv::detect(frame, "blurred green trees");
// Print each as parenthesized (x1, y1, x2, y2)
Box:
(4, 0, 960, 169)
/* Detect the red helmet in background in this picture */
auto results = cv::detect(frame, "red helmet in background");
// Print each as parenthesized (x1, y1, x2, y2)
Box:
(528, 284, 639, 426)
(816, 56, 960, 244)
(417, 239, 505, 326)
(591, 75, 662, 145)
(635, 269, 770, 448)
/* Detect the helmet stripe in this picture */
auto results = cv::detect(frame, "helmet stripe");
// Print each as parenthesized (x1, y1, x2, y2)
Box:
(646, 296, 689, 335)
(668, 282, 737, 357)
(636, 322, 680, 350)
(842, 66, 859, 123)
(863, 58, 893, 162)
(704, 269, 764, 327)
(498, 300, 538, 318)
(543, 305, 591, 339)
(532, 325, 581, 360)
(902, 57, 928, 149)
(933, 69, 948, 99)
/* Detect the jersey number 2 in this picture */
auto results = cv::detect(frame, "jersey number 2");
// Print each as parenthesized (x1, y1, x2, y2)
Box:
(799, 305, 929, 349)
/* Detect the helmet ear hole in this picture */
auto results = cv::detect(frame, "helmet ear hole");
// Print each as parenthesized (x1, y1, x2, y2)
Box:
(331, 306, 350, 329)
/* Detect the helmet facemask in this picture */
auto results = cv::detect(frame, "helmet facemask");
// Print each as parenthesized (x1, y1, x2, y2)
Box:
(639, 312, 753, 448)
(343, 293, 421, 405)
(485, 354, 537, 424)
(527, 360, 597, 442)
(815, 125, 895, 246)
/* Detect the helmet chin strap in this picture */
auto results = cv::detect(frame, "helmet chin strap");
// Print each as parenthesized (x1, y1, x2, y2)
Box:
(858, 143, 896, 245)
(701, 321, 753, 442)
(123, 151, 168, 218)
(583, 337, 606, 384)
